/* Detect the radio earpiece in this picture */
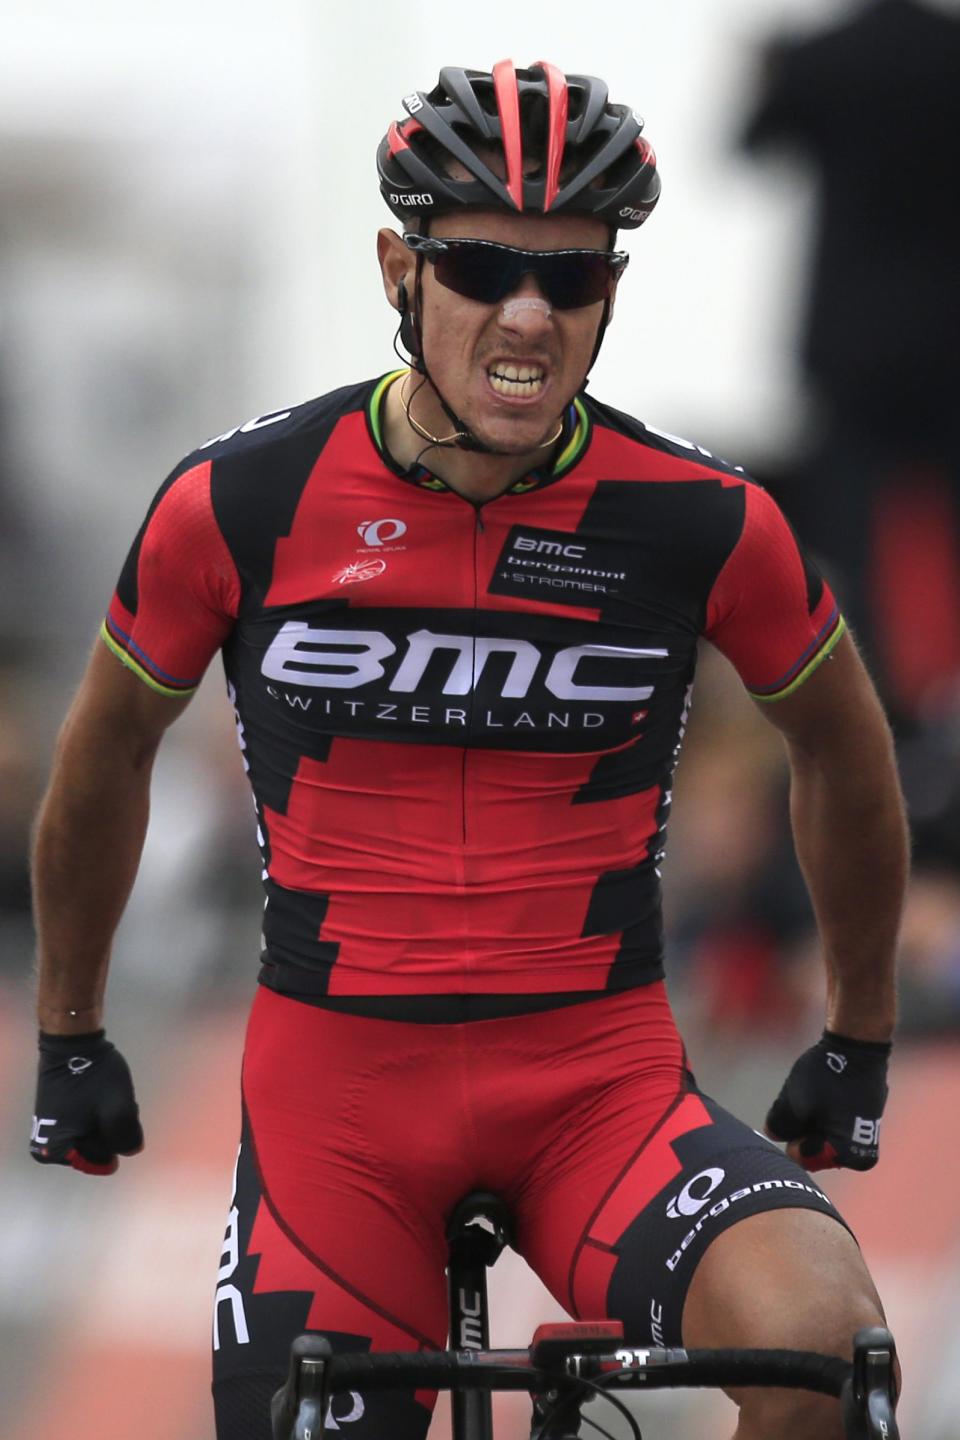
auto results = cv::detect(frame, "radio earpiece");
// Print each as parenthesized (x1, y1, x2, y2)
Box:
(396, 277, 419, 359)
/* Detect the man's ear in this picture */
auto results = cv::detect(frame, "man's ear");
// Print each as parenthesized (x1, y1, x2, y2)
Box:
(377, 228, 412, 311)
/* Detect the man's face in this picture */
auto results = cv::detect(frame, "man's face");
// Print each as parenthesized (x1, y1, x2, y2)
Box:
(410, 209, 616, 455)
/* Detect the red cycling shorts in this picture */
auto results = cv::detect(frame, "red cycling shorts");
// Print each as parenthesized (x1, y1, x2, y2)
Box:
(211, 984, 847, 1439)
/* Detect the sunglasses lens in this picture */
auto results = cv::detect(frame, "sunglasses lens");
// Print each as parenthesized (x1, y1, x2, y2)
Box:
(433, 246, 517, 304)
(429, 243, 615, 310)
(538, 254, 612, 309)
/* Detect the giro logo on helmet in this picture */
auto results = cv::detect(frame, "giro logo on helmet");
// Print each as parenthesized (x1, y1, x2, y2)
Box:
(390, 192, 434, 207)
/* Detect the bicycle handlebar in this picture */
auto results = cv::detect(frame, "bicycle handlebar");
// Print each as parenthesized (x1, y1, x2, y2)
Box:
(272, 1190, 899, 1440)
(319, 1344, 853, 1396)
(273, 1327, 899, 1440)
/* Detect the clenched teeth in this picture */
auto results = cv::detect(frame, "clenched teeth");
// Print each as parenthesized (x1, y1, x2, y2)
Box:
(488, 362, 545, 397)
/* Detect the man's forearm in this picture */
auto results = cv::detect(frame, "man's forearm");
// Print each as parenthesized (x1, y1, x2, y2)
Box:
(786, 735, 908, 1041)
(33, 714, 158, 1036)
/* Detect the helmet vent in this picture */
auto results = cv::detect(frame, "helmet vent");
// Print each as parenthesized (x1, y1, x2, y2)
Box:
(466, 76, 500, 119)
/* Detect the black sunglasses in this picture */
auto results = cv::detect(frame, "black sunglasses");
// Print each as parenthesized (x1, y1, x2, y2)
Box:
(403, 234, 629, 311)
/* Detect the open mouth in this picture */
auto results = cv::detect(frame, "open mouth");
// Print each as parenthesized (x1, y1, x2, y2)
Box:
(487, 363, 545, 398)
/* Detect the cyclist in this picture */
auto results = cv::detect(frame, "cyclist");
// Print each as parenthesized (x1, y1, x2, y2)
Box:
(30, 61, 905, 1439)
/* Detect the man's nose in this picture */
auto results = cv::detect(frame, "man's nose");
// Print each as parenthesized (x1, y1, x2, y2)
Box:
(498, 272, 554, 333)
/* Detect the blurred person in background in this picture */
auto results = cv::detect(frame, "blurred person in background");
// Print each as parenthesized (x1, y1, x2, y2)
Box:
(0, 678, 43, 957)
(0, 368, 47, 976)
(28, 60, 907, 1439)
(740, 0, 960, 1032)
(662, 663, 819, 1042)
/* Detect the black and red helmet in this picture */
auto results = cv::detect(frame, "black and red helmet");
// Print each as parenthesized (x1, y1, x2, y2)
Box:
(377, 60, 660, 230)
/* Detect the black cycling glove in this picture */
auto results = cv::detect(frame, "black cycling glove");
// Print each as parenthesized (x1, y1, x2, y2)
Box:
(31, 1030, 143, 1176)
(765, 1029, 891, 1172)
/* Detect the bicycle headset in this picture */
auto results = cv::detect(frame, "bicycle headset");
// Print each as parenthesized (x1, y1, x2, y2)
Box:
(376, 60, 661, 453)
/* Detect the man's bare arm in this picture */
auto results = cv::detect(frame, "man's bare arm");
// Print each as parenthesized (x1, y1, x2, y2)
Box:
(759, 630, 909, 1041)
(33, 639, 192, 1036)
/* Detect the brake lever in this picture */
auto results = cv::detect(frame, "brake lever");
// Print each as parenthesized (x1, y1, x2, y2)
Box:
(271, 1336, 333, 1440)
(866, 1387, 899, 1440)
(293, 1396, 325, 1440)
(841, 1326, 899, 1440)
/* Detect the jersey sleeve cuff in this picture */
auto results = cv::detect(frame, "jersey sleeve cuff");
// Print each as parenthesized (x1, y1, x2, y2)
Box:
(747, 611, 846, 704)
(100, 618, 201, 698)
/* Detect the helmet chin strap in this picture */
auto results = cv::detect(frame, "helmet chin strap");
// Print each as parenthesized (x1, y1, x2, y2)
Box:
(407, 257, 498, 454)
(585, 294, 612, 378)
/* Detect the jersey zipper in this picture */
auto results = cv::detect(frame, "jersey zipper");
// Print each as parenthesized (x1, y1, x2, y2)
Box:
(452, 502, 485, 978)
(463, 503, 485, 845)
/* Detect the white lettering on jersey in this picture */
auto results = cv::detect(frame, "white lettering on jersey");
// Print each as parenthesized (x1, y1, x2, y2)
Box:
(261, 624, 668, 705)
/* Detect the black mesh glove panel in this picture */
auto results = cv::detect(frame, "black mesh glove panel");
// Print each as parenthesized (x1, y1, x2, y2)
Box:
(765, 1030, 891, 1172)
(31, 1030, 143, 1176)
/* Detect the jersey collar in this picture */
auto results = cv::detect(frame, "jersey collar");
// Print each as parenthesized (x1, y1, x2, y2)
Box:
(366, 368, 591, 494)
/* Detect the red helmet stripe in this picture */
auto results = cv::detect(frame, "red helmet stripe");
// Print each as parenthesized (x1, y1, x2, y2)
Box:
(535, 60, 569, 210)
(387, 118, 425, 156)
(492, 59, 524, 209)
(387, 119, 409, 155)
(635, 136, 656, 168)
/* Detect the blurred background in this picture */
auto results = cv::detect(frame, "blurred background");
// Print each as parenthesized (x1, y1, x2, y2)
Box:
(2, 0, 959, 1435)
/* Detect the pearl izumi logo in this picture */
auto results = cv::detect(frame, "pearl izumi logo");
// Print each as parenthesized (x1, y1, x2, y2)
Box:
(333, 518, 407, 583)
(666, 1168, 726, 1219)
(326, 1392, 365, 1430)
(357, 518, 407, 547)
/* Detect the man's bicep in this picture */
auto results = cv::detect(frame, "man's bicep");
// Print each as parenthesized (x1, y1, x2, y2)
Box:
(753, 631, 893, 760)
(60, 635, 194, 766)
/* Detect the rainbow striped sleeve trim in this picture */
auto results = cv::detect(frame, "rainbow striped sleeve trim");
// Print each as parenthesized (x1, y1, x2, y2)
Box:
(100, 617, 201, 699)
(749, 610, 847, 704)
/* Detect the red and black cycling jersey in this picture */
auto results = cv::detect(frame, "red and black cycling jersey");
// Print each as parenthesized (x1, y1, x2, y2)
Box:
(103, 370, 843, 1001)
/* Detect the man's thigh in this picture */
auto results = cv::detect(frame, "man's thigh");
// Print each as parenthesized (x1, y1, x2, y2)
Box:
(682, 1205, 884, 1351)
(681, 1207, 891, 1437)
(211, 989, 462, 1440)
(212, 1110, 445, 1440)
(523, 1086, 852, 1349)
